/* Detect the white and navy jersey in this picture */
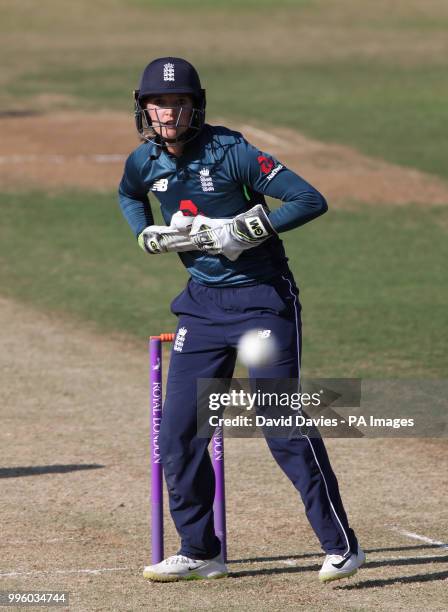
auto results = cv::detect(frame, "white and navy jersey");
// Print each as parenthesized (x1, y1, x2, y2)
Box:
(118, 124, 327, 286)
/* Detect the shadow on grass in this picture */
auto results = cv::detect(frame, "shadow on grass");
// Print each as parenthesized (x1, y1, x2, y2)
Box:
(0, 464, 105, 478)
(335, 570, 448, 590)
(229, 543, 445, 564)
(230, 564, 318, 578)
(366, 555, 448, 569)
(229, 552, 319, 564)
(0, 109, 42, 118)
(230, 550, 448, 579)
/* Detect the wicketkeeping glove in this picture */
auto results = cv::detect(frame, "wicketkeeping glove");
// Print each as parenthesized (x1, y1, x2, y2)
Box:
(138, 212, 199, 254)
(189, 204, 276, 261)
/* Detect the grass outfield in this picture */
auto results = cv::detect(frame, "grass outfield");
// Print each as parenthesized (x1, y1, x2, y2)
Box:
(2, 0, 448, 180)
(1, 190, 446, 378)
(2, 297, 447, 610)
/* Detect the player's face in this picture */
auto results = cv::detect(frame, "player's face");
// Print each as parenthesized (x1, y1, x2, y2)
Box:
(146, 93, 193, 141)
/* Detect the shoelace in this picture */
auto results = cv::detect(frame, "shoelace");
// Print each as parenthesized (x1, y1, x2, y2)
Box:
(165, 555, 196, 566)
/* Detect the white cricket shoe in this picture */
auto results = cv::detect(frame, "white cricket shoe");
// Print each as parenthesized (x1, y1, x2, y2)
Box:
(319, 546, 365, 583)
(143, 553, 228, 582)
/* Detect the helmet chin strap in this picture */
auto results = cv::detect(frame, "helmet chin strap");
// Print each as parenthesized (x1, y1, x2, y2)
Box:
(137, 108, 204, 147)
(156, 128, 197, 146)
(153, 107, 199, 146)
(148, 127, 200, 147)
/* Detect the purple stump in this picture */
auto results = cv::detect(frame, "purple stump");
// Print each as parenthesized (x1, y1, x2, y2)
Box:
(211, 427, 227, 562)
(150, 334, 227, 564)
(149, 337, 164, 564)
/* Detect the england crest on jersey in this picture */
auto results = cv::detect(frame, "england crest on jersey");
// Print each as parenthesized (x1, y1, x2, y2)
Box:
(199, 168, 214, 192)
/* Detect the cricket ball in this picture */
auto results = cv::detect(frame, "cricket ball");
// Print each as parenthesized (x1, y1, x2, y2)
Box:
(237, 329, 278, 368)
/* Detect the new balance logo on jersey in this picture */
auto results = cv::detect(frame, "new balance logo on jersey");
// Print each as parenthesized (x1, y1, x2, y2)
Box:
(163, 63, 175, 81)
(151, 178, 169, 192)
(245, 216, 269, 239)
(199, 168, 214, 192)
(173, 327, 188, 352)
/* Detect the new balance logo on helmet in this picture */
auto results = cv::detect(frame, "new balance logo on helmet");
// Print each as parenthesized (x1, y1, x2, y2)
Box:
(163, 63, 175, 81)
(245, 216, 269, 239)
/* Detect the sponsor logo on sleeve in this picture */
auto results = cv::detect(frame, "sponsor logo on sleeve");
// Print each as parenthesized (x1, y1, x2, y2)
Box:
(265, 164, 284, 181)
(257, 155, 275, 174)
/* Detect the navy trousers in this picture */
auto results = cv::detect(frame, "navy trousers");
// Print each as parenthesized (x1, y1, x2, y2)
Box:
(159, 273, 358, 560)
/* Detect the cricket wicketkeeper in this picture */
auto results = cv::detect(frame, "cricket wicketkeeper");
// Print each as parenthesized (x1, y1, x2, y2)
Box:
(119, 56, 364, 582)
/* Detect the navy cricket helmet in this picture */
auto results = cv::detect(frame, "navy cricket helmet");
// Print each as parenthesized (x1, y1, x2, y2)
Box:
(134, 57, 206, 146)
